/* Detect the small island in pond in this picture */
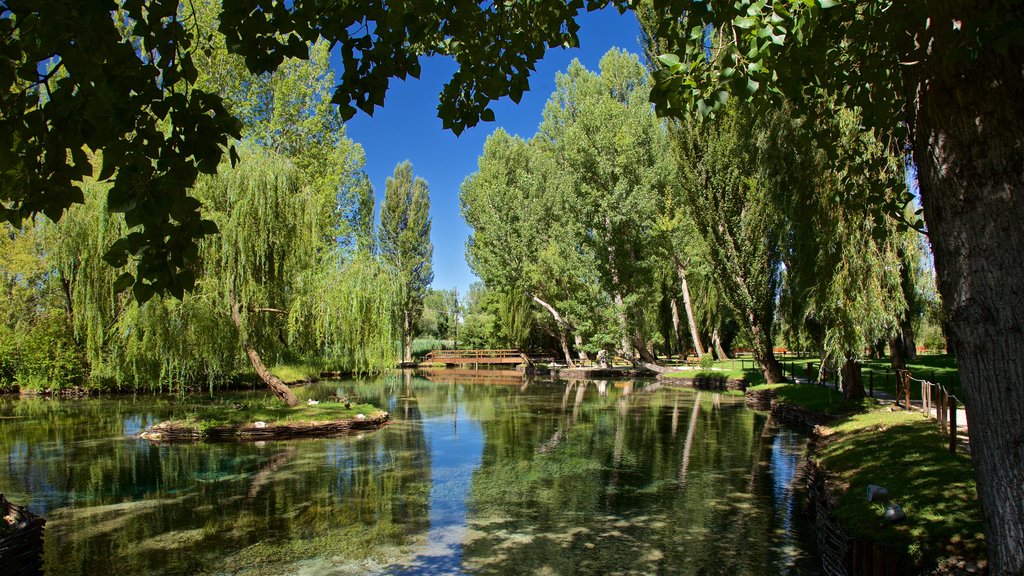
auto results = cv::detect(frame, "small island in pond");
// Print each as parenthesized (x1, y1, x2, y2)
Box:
(140, 400, 389, 443)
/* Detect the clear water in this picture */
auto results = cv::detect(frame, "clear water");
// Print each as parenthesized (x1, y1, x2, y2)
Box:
(0, 372, 817, 575)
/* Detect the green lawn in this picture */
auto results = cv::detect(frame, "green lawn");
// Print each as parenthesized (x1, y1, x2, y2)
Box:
(755, 382, 983, 566)
(819, 409, 983, 564)
(172, 396, 381, 430)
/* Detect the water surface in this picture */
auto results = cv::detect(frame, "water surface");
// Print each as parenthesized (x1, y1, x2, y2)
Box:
(0, 373, 816, 575)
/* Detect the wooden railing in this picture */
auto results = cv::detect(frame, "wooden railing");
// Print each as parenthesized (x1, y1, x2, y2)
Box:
(423, 349, 531, 365)
(900, 369, 962, 454)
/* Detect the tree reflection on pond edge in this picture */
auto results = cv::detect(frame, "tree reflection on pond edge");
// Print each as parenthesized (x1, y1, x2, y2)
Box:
(0, 373, 817, 575)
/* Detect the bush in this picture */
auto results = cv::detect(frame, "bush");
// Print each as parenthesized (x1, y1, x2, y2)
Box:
(699, 354, 714, 369)
(11, 313, 87, 391)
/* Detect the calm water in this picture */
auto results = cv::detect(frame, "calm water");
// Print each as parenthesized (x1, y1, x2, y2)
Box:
(0, 372, 817, 575)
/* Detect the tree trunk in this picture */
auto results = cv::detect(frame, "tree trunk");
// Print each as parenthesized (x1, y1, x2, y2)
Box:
(670, 296, 685, 359)
(675, 258, 706, 357)
(574, 334, 590, 363)
(912, 28, 1024, 573)
(902, 319, 918, 361)
(403, 310, 413, 364)
(888, 335, 907, 372)
(530, 294, 575, 367)
(632, 332, 659, 365)
(229, 289, 298, 407)
(712, 327, 729, 361)
(749, 323, 784, 384)
(840, 356, 865, 401)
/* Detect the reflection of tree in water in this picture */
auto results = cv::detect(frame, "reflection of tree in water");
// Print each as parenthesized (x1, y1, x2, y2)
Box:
(0, 392, 433, 576)
(462, 382, 816, 575)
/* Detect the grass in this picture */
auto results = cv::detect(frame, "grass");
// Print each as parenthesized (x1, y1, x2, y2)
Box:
(268, 363, 318, 383)
(748, 382, 879, 415)
(817, 409, 983, 564)
(758, 380, 984, 566)
(173, 396, 381, 430)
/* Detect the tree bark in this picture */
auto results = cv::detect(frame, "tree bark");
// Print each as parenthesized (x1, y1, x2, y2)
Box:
(229, 289, 298, 407)
(902, 319, 918, 361)
(712, 327, 729, 361)
(840, 356, 865, 401)
(889, 335, 907, 372)
(403, 310, 413, 364)
(912, 25, 1024, 573)
(669, 296, 685, 358)
(574, 334, 590, 363)
(675, 258, 706, 358)
(530, 294, 575, 367)
(749, 323, 784, 384)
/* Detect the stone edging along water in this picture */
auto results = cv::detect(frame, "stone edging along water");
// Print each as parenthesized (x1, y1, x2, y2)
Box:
(745, 387, 911, 576)
(138, 412, 390, 443)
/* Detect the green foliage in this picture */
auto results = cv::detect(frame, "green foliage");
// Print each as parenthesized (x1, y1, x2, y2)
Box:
(698, 354, 714, 370)
(379, 161, 433, 359)
(6, 313, 86, 391)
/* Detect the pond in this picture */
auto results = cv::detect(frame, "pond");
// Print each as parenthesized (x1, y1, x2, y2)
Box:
(0, 372, 817, 575)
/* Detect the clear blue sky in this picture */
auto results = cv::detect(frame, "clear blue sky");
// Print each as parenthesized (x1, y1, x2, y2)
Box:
(342, 8, 643, 295)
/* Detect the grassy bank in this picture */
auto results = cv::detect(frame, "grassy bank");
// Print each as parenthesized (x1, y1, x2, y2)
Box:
(173, 396, 381, 431)
(759, 382, 983, 567)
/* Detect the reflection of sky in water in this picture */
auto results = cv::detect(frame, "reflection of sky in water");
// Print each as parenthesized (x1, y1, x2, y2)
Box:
(0, 381, 817, 576)
(770, 427, 810, 574)
(391, 396, 484, 575)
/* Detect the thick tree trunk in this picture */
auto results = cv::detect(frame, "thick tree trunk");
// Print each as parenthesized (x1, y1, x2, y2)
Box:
(229, 290, 298, 407)
(840, 356, 865, 401)
(531, 294, 575, 367)
(632, 332, 660, 365)
(675, 258, 706, 357)
(749, 323, 784, 384)
(889, 335, 907, 372)
(913, 28, 1024, 573)
(902, 320, 918, 361)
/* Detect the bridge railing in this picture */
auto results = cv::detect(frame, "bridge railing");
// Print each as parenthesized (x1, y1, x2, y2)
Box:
(425, 349, 524, 360)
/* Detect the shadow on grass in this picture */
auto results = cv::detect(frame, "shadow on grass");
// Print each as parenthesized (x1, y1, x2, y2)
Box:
(819, 409, 983, 565)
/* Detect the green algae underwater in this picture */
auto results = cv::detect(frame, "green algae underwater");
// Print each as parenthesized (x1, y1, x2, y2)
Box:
(0, 372, 817, 575)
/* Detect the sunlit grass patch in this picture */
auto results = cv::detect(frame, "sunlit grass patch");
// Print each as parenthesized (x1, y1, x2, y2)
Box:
(268, 363, 318, 383)
(174, 396, 381, 429)
(816, 409, 983, 563)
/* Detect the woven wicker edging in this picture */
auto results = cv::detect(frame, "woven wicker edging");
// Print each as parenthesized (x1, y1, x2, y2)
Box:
(139, 412, 389, 443)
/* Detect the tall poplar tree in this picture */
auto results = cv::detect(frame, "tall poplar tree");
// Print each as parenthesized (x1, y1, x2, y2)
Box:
(379, 161, 434, 363)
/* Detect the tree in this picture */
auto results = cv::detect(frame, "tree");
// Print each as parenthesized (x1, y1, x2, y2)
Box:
(669, 103, 790, 383)
(537, 50, 672, 365)
(462, 128, 592, 365)
(4, 0, 1024, 569)
(645, 3, 1024, 568)
(379, 161, 433, 364)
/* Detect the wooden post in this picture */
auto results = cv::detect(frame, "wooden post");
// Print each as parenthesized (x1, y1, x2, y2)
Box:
(949, 396, 957, 453)
(869, 371, 874, 397)
(921, 381, 926, 413)
(939, 390, 947, 434)
(904, 372, 911, 408)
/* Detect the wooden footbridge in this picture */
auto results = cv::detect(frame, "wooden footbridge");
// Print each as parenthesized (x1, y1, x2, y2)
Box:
(423, 349, 532, 367)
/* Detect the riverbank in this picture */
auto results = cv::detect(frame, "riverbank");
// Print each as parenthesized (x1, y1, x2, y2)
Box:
(748, 384, 986, 575)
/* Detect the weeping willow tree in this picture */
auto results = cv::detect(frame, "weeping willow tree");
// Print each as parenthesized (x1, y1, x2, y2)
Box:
(672, 103, 792, 383)
(46, 145, 397, 402)
(779, 109, 908, 400)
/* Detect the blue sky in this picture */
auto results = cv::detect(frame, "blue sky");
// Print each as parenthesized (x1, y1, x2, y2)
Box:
(342, 8, 643, 295)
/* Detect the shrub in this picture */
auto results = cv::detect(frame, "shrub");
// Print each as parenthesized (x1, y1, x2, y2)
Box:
(699, 354, 715, 369)
(13, 313, 87, 391)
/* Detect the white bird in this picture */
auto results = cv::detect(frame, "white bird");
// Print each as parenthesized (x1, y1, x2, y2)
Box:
(307, 399, 319, 405)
